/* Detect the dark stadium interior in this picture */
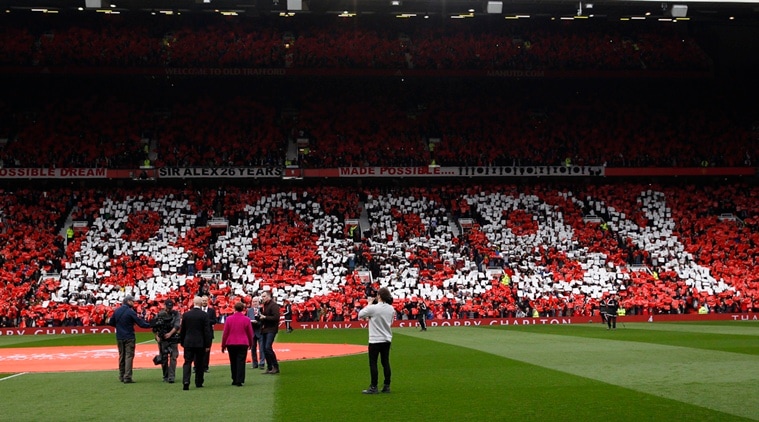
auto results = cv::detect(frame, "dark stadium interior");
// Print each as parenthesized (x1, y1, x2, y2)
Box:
(2, 0, 759, 20)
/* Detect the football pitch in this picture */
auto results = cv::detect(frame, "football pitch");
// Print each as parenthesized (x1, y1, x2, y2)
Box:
(1, 321, 757, 422)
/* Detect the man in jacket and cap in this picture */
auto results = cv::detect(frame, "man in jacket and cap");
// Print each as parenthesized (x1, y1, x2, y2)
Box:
(153, 298, 181, 383)
(109, 294, 151, 383)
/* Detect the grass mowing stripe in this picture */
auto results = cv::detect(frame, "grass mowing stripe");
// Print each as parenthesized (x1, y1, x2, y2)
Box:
(404, 326, 759, 421)
(503, 323, 759, 355)
(622, 322, 759, 337)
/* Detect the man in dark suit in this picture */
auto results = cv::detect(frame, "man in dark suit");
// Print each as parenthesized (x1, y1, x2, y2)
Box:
(180, 296, 212, 390)
(200, 295, 217, 372)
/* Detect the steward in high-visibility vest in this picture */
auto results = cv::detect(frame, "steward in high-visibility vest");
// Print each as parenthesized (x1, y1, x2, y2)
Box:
(349, 225, 357, 240)
(500, 273, 510, 286)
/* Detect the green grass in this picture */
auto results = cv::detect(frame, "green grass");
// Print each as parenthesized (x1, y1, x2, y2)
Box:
(1, 322, 758, 422)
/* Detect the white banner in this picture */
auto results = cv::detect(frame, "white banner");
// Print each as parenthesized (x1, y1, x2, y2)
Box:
(458, 166, 605, 177)
(0, 168, 107, 179)
(158, 167, 283, 178)
(337, 166, 605, 178)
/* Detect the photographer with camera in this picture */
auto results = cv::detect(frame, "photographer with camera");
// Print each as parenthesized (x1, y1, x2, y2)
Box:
(358, 287, 395, 394)
(151, 299, 180, 383)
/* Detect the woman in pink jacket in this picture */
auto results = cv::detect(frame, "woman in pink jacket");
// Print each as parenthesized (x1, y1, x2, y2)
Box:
(221, 301, 254, 386)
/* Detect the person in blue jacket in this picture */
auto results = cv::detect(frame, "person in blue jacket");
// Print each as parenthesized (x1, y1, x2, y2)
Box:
(109, 294, 151, 383)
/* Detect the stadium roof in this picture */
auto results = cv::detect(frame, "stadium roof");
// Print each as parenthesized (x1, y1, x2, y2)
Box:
(2, 0, 759, 22)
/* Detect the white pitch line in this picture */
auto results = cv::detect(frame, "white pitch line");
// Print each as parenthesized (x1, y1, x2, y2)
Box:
(0, 372, 28, 382)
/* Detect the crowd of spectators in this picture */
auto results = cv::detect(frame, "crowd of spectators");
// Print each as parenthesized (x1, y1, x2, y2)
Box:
(0, 14, 712, 71)
(0, 84, 285, 169)
(1, 181, 758, 328)
(1, 78, 756, 170)
(295, 79, 758, 168)
(0, 13, 752, 171)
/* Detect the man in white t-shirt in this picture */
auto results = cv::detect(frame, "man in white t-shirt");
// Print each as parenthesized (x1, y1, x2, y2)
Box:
(358, 287, 395, 394)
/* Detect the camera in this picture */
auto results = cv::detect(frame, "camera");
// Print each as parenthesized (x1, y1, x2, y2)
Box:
(151, 311, 177, 341)
(153, 344, 171, 366)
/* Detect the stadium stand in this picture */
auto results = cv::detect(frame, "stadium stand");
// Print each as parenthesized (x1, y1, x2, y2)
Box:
(0, 12, 757, 328)
(1, 182, 758, 328)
